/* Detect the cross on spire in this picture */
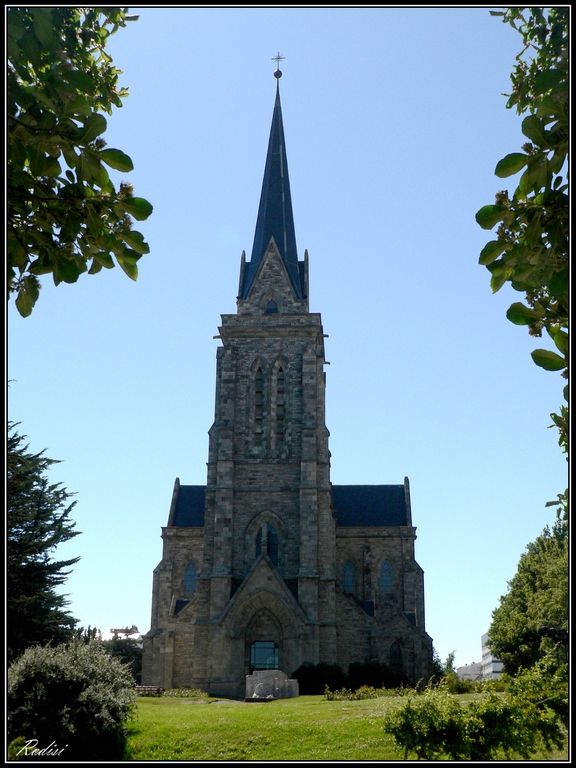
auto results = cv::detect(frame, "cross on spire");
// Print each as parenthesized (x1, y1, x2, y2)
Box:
(272, 51, 285, 69)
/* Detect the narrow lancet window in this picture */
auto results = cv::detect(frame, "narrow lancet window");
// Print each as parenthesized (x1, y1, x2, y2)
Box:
(183, 560, 196, 594)
(275, 366, 285, 445)
(379, 560, 394, 594)
(254, 366, 264, 445)
(342, 561, 356, 595)
(255, 523, 279, 566)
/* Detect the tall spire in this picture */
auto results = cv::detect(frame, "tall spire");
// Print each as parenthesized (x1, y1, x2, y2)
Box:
(240, 62, 303, 299)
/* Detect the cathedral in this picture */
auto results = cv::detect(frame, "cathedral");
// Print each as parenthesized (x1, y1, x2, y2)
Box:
(142, 68, 433, 697)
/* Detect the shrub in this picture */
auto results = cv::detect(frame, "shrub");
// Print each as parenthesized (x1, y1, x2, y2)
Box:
(324, 684, 397, 701)
(440, 670, 480, 694)
(348, 660, 406, 689)
(291, 662, 347, 694)
(383, 676, 565, 760)
(383, 685, 466, 760)
(8, 640, 136, 761)
(162, 688, 208, 699)
(101, 637, 143, 684)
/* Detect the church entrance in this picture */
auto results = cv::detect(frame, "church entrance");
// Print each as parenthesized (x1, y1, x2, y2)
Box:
(245, 608, 282, 675)
(249, 640, 279, 672)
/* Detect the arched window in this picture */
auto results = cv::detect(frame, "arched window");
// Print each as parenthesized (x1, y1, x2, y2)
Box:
(342, 561, 356, 595)
(183, 560, 196, 594)
(379, 560, 394, 593)
(255, 523, 279, 566)
(265, 300, 278, 314)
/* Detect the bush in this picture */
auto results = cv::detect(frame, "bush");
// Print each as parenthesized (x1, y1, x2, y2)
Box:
(162, 688, 208, 699)
(383, 676, 565, 760)
(384, 685, 465, 760)
(8, 640, 136, 761)
(101, 637, 142, 684)
(291, 662, 347, 695)
(324, 684, 399, 701)
(440, 670, 480, 694)
(293, 660, 405, 695)
(348, 660, 407, 689)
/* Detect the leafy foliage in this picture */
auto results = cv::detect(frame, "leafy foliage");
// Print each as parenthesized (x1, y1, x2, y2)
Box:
(7, 422, 80, 662)
(476, 8, 568, 454)
(102, 637, 143, 685)
(383, 674, 565, 760)
(292, 660, 406, 695)
(488, 515, 568, 676)
(8, 640, 137, 760)
(324, 684, 409, 700)
(162, 688, 209, 699)
(7, 7, 153, 316)
(291, 662, 347, 694)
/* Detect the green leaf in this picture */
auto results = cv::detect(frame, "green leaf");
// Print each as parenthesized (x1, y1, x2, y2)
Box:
(81, 113, 107, 143)
(26, 86, 57, 112)
(536, 95, 562, 118)
(533, 69, 565, 95)
(15, 276, 40, 318)
(63, 69, 96, 95)
(479, 240, 508, 266)
(494, 153, 528, 178)
(521, 116, 547, 146)
(518, 161, 548, 195)
(116, 251, 140, 280)
(29, 258, 54, 276)
(54, 255, 86, 285)
(43, 156, 61, 177)
(31, 7, 56, 47)
(118, 230, 150, 254)
(99, 148, 134, 172)
(506, 302, 543, 325)
(94, 251, 115, 269)
(487, 263, 512, 293)
(531, 349, 566, 372)
(122, 197, 153, 221)
(548, 327, 568, 356)
(475, 205, 507, 230)
(547, 269, 568, 301)
(79, 151, 110, 188)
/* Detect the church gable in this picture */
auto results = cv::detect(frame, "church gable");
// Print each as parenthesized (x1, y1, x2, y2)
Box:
(237, 237, 307, 315)
(222, 555, 308, 636)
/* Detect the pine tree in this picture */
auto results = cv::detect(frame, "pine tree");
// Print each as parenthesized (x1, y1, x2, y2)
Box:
(7, 421, 80, 660)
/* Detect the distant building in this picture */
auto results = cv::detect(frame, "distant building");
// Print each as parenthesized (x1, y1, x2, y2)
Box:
(481, 633, 504, 679)
(456, 661, 482, 681)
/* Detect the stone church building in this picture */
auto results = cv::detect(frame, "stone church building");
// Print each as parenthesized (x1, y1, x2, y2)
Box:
(142, 71, 433, 697)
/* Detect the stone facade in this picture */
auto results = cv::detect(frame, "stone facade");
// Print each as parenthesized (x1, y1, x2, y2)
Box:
(142, 82, 433, 697)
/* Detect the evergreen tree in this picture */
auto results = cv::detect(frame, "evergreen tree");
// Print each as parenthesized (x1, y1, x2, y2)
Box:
(7, 421, 80, 660)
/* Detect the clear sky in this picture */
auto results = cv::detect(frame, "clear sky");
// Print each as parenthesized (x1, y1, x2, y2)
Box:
(7, 6, 567, 670)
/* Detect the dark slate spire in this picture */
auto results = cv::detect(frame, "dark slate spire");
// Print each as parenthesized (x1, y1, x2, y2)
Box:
(240, 69, 303, 299)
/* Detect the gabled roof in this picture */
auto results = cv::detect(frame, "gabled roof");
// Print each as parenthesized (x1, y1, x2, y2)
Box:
(240, 80, 304, 300)
(169, 483, 410, 528)
(331, 485, 409, 526)
(169, 484, 205, 526)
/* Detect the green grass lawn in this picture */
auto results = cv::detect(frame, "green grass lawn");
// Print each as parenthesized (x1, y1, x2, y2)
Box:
(126, 694, 568, 761)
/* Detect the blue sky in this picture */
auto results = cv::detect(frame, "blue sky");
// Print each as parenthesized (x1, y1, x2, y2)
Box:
(7, 7, 567, 669)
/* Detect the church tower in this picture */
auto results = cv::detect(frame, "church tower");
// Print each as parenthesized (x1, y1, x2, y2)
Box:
(143, 68, 433, 696)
